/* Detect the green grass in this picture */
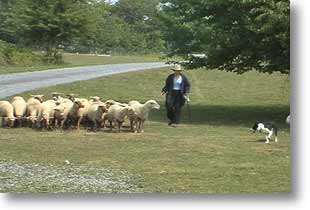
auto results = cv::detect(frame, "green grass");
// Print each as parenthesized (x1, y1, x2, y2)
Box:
(0, 68, 290, 193)
(0, 53, 165, 74)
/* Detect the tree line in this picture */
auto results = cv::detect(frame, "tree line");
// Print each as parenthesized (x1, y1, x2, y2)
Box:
(0, 0, 289, 74)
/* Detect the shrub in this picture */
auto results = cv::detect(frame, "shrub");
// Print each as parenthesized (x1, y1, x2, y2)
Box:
(0, 40, 45, 66)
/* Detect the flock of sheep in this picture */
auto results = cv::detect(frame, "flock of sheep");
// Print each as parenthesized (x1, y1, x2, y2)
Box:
(0, 92, 160, 133)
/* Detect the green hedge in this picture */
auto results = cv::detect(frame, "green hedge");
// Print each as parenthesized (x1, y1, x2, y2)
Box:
(0, 40, 44, 66)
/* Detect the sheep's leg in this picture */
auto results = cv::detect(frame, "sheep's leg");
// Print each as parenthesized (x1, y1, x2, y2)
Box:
(77, 117, 82, 130)
(109, 121, 113, 131)
(61, 118, 66, 129)
(130, 119, 137, 132)
(100, 120, 105, 131)
(137, 120, 142, 133)
(133, 119, 139, 133)
(130, 119, 133, 132)
(141, 120, 145, 133)
(93, 120, 98, 132)
(118, 121, 123, 133)
(265, 135, 270, 144)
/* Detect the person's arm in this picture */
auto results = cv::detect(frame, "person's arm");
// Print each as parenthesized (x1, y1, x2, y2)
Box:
(183, 76, 190, 95)
(183, 76, 191, 101)
(161, 75, 171, 95)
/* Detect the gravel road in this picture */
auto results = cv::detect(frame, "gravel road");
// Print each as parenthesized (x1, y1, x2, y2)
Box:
(0, 62, 168, 98)
(0, 160, 143, 193)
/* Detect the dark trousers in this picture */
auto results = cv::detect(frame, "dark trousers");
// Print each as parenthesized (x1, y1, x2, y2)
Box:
(166, 90, 184, 124)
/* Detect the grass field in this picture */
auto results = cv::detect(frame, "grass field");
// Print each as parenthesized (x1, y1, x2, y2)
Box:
(0, 53, 164, 74)
(0, 67, 290, 193)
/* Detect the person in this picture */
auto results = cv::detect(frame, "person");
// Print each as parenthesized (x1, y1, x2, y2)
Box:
(161, 64, 190, 127)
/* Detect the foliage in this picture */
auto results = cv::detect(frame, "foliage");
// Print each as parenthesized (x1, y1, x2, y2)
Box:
(0, 0, 166, 56)
(159, 0, 290, 74)
(2, 0, 95, 63)
(0, 40, 44, 66)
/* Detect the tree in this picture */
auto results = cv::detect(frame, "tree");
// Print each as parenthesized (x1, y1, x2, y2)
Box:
(113, 0, 165, 53)
(0, 0, 18, 43)
(159, 0, 290, 74)
(5, 0, 96, 63)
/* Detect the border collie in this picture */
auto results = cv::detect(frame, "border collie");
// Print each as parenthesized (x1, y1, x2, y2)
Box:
(251, 122, 278, 143)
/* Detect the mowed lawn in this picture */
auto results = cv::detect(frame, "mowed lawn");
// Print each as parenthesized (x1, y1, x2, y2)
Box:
(0, 68, 290, 193)
(0, 53, 164, 74)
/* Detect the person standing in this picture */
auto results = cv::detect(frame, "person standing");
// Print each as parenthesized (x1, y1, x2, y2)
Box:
(161, 64, 190, 127)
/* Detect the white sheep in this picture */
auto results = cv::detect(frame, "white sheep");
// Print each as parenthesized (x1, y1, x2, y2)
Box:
(26, 95, 43, 127)
(52, 92, 72, 104)
(64, 99, 89, 130)
(89, 96, 102, 102)
(105, 99, 128, 108)
(128, 100, 160, 133)
(104, 104, 136, 132)
(86, 102, 107, 131)
(53, 100, 74, 128)
(76, 98, 91, 130)
(0, 101, 15, 127)
(37, 100, 57, 129)
(11, 96, 27, 126)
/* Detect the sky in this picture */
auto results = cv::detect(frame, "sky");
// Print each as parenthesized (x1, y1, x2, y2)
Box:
(105, 0, 119, 4)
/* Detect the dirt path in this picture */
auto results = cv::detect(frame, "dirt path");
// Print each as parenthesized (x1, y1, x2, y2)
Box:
(0, 62, 168, 98)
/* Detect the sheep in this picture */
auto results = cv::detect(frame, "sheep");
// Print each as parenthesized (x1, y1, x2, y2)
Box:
(11, 96, 27, 127)
(0, 101, 15, 128)
(65, 93, 89, 103)
(53, 104, 66, 128)
(26, 95, 43, 127)
(66, 93, 77, 102)
(128, 100, 160, 133)
(86, 102, 107, 131)
(64, 99, 89, 130)
(105, 99, 128, 108)
(76, 99, 91, 130)
(89, 96, 102, 102)
(53, 100, 74, 129)
(128, 100, 140, 106)
(104, 104, 136, 132)
(36, 100, 57, 129)
(52, 92, 72, 104)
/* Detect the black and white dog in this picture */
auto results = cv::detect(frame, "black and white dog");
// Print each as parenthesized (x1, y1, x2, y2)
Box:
(251, 122, 278, 143)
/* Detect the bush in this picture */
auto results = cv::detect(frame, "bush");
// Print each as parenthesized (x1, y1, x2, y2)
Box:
(0, 40, 45, 66)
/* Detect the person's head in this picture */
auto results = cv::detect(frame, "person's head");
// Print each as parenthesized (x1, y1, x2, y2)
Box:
(171, 64, 183, 75)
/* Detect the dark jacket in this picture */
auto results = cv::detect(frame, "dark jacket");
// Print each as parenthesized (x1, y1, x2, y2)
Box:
(162, 73, 190, 106)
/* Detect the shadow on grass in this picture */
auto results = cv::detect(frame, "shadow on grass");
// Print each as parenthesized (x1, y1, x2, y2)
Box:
(151, 104, 290, 129)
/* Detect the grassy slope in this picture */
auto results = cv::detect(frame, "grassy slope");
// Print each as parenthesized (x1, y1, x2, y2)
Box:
(0, 68, 290, 193)
(0, 53, 164, 74)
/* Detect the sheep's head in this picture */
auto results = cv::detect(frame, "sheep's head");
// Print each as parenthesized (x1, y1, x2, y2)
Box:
(27, 116, 37, 124)
(66, 94, 76, 102)
(98, 103, 107, 112)
(105, 99, 116, 105)
(52, 92, 62, 100)
(90, 96, 101, 102)
(74, 100, 84, 108)
(146, 100, 160, 110)
(31, 95, 44, 103)
(6, 117, 16, 127)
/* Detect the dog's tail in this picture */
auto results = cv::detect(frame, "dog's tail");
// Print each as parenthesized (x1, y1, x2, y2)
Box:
(273, 124, 278, 142)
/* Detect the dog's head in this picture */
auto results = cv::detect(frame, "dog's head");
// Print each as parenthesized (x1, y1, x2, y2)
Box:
(250, 122, 259, 133)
